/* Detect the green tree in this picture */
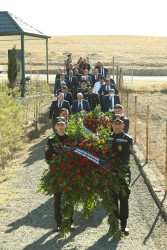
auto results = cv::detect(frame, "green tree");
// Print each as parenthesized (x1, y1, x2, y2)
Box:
(8, 46, 18, 88)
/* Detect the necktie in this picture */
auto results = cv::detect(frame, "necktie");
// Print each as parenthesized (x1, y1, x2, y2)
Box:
(78, 102, 81, 111)
(59, 101, 61, 109)
(101, 69, 103, 76)
(70, 77, 72, 82)
(107, 85, 109, 92)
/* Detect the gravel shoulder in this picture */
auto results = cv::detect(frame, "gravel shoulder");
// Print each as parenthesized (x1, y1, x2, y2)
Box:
(0, 121, 167, 250)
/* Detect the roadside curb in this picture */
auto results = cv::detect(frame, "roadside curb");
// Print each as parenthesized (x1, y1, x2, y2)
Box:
(133, 143, 167, 222)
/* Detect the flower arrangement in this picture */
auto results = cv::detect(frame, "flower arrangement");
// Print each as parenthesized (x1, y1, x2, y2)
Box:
(38, 110, 129, 236)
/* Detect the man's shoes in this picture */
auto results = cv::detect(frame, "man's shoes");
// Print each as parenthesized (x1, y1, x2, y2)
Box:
(53, 226, 60, 232)
(70, 223, 75, 231)
(121, 227, 129, 236)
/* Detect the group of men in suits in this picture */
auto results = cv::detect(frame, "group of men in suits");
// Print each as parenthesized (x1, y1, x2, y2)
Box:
(49, 57, 129, 133)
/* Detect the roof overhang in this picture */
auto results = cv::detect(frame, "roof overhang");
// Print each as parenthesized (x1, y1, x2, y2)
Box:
(0, 32, 51, 41)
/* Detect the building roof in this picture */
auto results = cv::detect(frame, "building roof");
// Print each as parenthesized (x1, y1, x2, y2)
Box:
(0, 11, 50, 40)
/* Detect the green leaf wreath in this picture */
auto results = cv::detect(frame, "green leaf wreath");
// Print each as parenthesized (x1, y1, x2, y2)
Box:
(38, 107, 130, 236)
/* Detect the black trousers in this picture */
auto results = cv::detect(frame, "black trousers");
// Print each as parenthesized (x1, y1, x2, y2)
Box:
(54, 192, 74, 226)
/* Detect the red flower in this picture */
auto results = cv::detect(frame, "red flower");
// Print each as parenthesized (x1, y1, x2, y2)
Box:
(68, 152, 73, 156)
(81, 168, 86, 173)
(65, 188, 69, 192)
(115, 161, 119, 167)
(115, 173, 118, 178)
(67, 170, 71, 174)
(53, 167, 57, 172)
(74, 160, 79, 164)
(83, 157, 88, 162)
(93, 125, 96, 128)
(91, 178, 95, 182)
(80, 160, 84, 165)
(84, 139, 88, 143)
(105, 170, 109, 174)
(76, 173, 82, 179)
(82, 136, 85, 138)
(60, 175, 64, 179)
(61, 151, 66, 155)
(113, 152, 117, 157)
(50, 155, 53, 160)
(90, 136, 93, 138)
(61, 167, 65, 172)
(98, 166, 102, 171)
(100, 137, 103, 140)
(86, 144, 91, 148)
(55, 183, 59, 188)
(91, 166, 95, 170)
(83, 181, 85, 185)
(50, 167, 53, 171)
(77, 166, 81, 170)
(78, 143, 83, 147)
(70, 180, 74, 184)
(108, 159, 112, 164)
(105, 148, 109, 152)
(86, 189, 91, 193)
(60, 161, 64, 167)
(105, 182, 110, 186)
(78, 188, 82, 192)
(53, 155, 57, 159)
(67, 158, 72, 163)
(94, 139, 98, 142)
(102, 151, 107, 156)
(96, 147, 100, 152)
(98, 175, 102, 179)
(67, 164, 71, 169)
(87, 161, 91, 166)
(95, 184, 98, 188)
(103, 143, 106, 146)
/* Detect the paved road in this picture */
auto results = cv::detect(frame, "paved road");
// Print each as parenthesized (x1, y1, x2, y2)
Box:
(0, 127, 166, 250)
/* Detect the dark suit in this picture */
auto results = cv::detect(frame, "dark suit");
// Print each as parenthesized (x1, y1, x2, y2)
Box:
(122, 115, 130, 133)
(54, 79, 66, 94)
(64, 92, 73, 106)
(102, 95, 121, 113)
(72, 99, 90, 115)
(66, 76, 78, 89)
(98, 68, 108, 78)
(84, 93, 100, 111)
(91, 74, 100, 86)
(74, 73, 82, 83)
(98, 84, 118, 95)
(49, 100, 71, 125)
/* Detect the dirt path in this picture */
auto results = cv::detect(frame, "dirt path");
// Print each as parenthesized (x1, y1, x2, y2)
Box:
(0, 122, 167, 250)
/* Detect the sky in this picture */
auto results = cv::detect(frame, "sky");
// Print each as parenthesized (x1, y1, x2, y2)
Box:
(1, 0, 167, 37)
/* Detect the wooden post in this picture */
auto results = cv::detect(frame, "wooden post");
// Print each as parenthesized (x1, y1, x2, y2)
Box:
(121, 88, 123, 104)
(113, 56, 114, 80)
(134, 96, 137, 143)
(116, 64, 119, 88)
(165, 121, 167, 194)
(146, 105, 149, 163)
(126, 89, 129, 117)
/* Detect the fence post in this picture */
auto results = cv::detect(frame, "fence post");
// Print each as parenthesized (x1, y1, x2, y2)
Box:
(121, 88, 123, 104)
(146, 105, 149, 163)
(116, 64, 119, 88)
(126, 89, 129, 117)
(113, 56, 114, 80)
(134, 96, 137, 143)
(165, 121, 167, 194)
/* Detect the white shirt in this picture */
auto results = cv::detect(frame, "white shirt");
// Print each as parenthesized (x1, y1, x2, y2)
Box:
(78, 100, 83, 110)
(93, 81, 102, 93)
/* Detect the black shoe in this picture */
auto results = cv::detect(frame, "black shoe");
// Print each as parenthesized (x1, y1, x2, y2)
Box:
(121, 227, 129, 236)
(53, 226, 60, 232)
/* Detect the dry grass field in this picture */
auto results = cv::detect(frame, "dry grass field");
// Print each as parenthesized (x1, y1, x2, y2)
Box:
(0, 35, 167, 75)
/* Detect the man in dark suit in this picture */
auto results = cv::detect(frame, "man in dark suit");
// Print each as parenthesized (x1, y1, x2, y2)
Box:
(114, 104, 130, 133)
(84, 84, 100, 111)
(77, 80, 88, 98)
(94, 61, 101, 70)
(101, 89, 121, 113)
(91, 69, 100, 86)
(98, 78, 118, 96)
(106, 72, 115, 85)
(73, 68, 82, 83)
(83, 69, 93, 85)
(62, 86, 73, 106)
(55, 68, 64, 81)
(49, 92, 71, 126)
(98, 63, 108, 79)
(79, 59, 90, 75)
(72, 93, 90, 115)
(54, 73, 66, 95)
(65, 70, 78, 89)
